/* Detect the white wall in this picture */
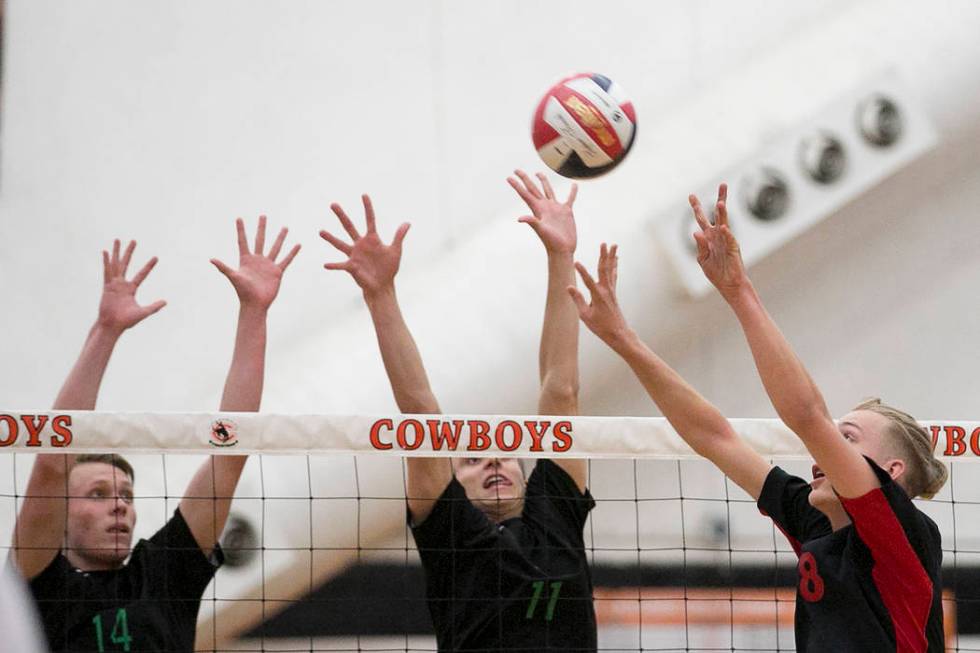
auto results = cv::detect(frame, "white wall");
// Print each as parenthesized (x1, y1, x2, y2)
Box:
(1, 0, 904, 416)
(3, 0, 980, 647)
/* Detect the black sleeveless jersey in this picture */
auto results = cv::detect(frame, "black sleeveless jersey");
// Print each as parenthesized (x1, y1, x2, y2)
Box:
(412, 459, 597, 652)
(29, 508, 222, 652)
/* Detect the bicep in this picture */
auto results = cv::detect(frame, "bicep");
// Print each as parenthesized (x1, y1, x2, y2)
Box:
(552, 459, 588, 494)
(537, 386, 585, 492)
(179, 455, 248, 555)
(11, 455, 73, 579)
(406, 457, 454, 525)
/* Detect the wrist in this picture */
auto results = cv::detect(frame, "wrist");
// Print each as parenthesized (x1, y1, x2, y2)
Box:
(91, 320, 126, 341)
(236, 304, 271, 332)
(238, 302, 271, 319)
(363, 284, 397, 307)
(722, 280, 758, 311)
(605, 325, 641, 354)
(546, 248, 575, 260)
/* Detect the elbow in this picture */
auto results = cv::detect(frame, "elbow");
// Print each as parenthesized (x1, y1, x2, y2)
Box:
(779, 402, 831, 435)
(539, 376, 579, 415)
(32, 454, 73, 478)
(689, 422, 740, 459)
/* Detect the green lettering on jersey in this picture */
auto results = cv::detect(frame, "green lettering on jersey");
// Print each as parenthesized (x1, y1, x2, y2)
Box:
(526, 580, 563, 622)
(92, 608, 132, 652)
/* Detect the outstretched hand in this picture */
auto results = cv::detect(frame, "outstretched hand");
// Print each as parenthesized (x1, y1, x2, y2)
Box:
(508, 169, 578, 255)
(320, 194, 410, 297)
(568, 243, 631, 346)
(98, 240, 166, 333)
(690, 183, 747, 297)
(211, 216, 301, 310)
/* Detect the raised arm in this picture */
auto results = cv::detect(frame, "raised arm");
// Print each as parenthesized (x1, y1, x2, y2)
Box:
(12, 241, 165, 579)
(692, 184, 877, 498)
(569, 244, 771, 498)
(179, 217, 300, 555)
(508, 170, 587, 491)
(320, 195, 450, 522)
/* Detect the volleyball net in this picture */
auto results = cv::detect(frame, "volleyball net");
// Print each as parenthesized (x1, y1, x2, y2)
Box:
(2, 411, 978, 652)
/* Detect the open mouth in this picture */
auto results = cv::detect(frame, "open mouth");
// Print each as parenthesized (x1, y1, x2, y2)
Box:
(484, 474, 512, 490)
(107, 525, 130, 535)
(811, 465, 826, 481)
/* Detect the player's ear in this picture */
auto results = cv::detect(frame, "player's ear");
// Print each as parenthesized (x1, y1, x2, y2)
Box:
(882, 457, 906, 484)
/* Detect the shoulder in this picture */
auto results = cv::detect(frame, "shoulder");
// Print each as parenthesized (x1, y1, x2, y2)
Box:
(841, 459, 942, 568)
(523, 460, 595, 534)
(526, 459, 591, 499)
(411, 477, 494, 546)
(27, 553, 72, 596)
(840, 458, 923, 528)
(757, 466, 814, 517)
(145, 507, 201, 548)
(761, 466, 809, 496)
(140, 508, 224, 572)
(757, 466, 830, 549)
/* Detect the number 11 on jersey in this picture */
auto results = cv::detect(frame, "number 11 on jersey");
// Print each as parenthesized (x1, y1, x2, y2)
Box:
(526, 580, 563, 622)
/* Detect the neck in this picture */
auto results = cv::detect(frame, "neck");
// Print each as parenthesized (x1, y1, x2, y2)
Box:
(819, 504, 853, 531)
(64, 548, 125, 572)
(482, 501, 523, 524)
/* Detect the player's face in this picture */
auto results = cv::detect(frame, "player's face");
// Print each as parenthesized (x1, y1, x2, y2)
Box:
(809, 410, 897, 514)
(66, 462, 137, 570)
(452, 457, 526, 522)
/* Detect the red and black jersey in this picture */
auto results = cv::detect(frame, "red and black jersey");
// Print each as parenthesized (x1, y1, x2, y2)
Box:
(758, 459, 943, 652)
(412, 459, 597, 652)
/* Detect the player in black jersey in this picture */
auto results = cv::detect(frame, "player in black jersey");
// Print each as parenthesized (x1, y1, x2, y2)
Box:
(320, 172, 596, 652)
(11, 219, 300, 652)
(570, 184, 947, 653)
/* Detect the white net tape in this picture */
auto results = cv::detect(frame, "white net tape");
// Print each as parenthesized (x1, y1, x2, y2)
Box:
(2, 411, 979, 460)
(2, 412, 978, 651)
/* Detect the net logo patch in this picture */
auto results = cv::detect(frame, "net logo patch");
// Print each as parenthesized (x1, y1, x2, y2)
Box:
(210, 419, 239, 447)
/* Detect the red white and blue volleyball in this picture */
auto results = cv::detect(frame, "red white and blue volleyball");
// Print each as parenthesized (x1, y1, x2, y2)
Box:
(531, 72, 637, 179)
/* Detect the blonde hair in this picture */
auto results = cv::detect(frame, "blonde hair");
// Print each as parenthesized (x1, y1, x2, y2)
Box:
(853, 398, 947, 499)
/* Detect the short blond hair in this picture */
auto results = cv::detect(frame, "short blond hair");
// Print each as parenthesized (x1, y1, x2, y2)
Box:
(853, 398, 947, 499)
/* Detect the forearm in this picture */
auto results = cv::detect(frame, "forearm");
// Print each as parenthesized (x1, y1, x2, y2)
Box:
(219, 304, 269, 412)
(611, 331, 731, 454)
(538, 251, 579, 413)
(52, 323, 123, 410)
(210, 304, 266, 510)
(364, 286, 440, 414)
(724, 283, 831, 429)
(182, 305, 269, 552)
(610, 329, 771, 497)
(41, 323, 116, 498)
(12, 454, 74, 577)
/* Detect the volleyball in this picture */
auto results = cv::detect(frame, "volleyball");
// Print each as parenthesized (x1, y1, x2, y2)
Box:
(531, 72, 637, 179)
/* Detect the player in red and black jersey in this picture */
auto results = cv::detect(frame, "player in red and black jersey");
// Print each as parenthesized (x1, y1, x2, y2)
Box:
(321, 172, 596, 651)
(570, 184, 946, 652)
(11, 219, 300, 652)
